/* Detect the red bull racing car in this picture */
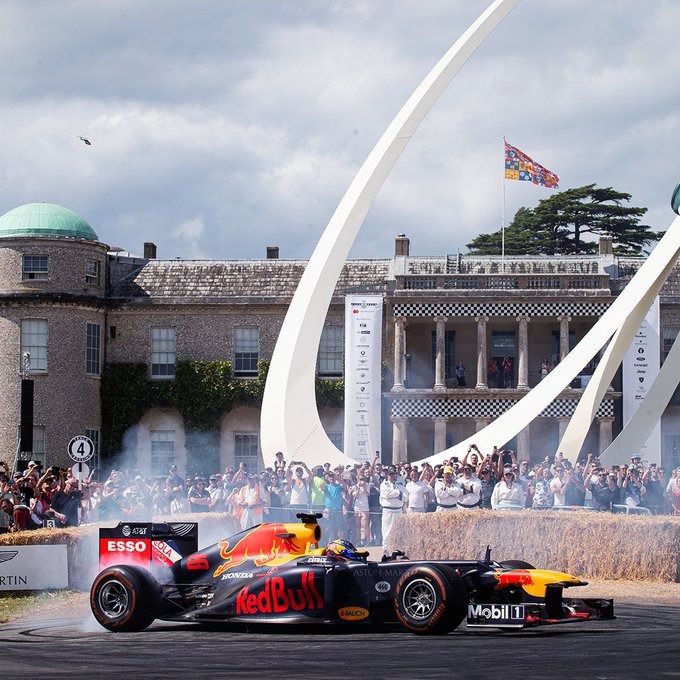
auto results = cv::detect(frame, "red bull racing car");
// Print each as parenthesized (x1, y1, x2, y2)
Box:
(91, 513, 614, 634)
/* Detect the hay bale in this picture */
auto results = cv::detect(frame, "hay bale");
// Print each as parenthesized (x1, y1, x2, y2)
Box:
(0, 512, 242, 590)
(387, 511, 680, 582)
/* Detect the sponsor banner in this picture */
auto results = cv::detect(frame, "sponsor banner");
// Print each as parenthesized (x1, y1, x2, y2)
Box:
(0, 545, 68, 591)
(99, 538, 152, 569)
(344, 295, 383, 462)
(467, 603, 525, 627)
(623, 297, 661, 463)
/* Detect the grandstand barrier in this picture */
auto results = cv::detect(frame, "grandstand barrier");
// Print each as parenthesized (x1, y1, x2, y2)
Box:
(386, 510, 680, 583)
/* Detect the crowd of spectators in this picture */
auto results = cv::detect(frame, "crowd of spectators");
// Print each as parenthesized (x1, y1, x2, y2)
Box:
(1, 448, 679, 544)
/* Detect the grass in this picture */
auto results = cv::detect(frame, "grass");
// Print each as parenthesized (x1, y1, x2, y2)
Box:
(0, 590, 88, 624)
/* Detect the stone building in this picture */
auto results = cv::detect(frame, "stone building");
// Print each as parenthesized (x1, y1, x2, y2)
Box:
(1, 202, 678, 474)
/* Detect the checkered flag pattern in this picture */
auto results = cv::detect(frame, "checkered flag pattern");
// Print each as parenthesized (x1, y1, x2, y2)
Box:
(391, 397, 614, 419)
(393, 301, 610, 318)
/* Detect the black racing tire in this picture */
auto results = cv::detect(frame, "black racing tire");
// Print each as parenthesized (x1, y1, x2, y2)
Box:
(499, 560, 535, 570)
(393, 565, 468, 635)
(90, 565, 160, 632)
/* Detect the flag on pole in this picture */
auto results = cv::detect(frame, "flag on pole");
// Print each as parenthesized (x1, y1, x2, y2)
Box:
(504, 139, 559, 188)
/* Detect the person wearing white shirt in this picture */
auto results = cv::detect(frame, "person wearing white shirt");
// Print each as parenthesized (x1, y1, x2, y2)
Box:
(491, 470, 525, 509)
(550, 464, 567, 506)
(434, 470, 462, 512)
(457, 465, 481, 508)
(404, 469, 430, 513)
(286, 461, 311, 519)
(380, 470, 404, 544)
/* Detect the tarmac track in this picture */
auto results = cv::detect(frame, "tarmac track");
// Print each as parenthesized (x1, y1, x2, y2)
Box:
(1, 603, 678, 679)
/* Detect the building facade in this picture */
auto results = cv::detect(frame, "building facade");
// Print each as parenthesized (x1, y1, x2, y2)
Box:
(1, 203, 678, 474)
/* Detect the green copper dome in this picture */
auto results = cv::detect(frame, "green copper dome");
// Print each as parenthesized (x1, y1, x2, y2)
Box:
(0, 203, 98, 241)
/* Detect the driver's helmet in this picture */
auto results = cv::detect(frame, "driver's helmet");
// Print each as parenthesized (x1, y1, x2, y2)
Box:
(325, 539, 362, 561)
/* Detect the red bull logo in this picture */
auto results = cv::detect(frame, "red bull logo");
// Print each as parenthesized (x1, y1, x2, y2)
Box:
(494, 569, 534, 590)
(235, 572, 323, 615)
(213, 524, 303, 578)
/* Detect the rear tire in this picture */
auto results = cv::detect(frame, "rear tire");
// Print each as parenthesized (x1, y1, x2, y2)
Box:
(90, 565, 160, 632)
(393, 565, 468, 635)
(499, 560, 535, 570)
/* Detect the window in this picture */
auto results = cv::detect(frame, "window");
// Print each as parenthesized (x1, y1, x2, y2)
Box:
(662, 327, 679, 365)
(85, 259, 101, 285)
(234, 328, 259, 377)
(431, 330, 456, 379)
(551, 330, 576, 366)
(663, 434, 680, 471)
(491, 330, 516, 355)
(317, 326, 343, 376)
(234, 433, 259, 472)
(150, 430, 175, 476)
(22, 255, 48, 280)
(151, 328, 176, 378)
(86, 323, 101, 375)
(327, 432, 343, 450)
(85, 427, 100, 471)
(32, 426, 46, 466)
(20, 319, 48, 372)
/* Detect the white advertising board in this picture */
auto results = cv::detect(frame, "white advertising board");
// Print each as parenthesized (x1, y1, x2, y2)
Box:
(622, 297, 661, 464)
(344, 295, 383, 462)
(0, 544, 68, 591)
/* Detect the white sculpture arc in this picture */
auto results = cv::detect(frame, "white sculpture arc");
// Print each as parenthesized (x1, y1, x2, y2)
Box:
(599, 332, 680, 466)
(415, 216, 680, 466)
(260, 0, 522, 466)
(556, 253, 680, 460)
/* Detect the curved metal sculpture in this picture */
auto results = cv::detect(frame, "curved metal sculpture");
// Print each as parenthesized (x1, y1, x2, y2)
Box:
(556, 253, 679, 460)
(415, 217, 680, 465)
(599, 331, 680, 465)
(260, 0, 523, 466)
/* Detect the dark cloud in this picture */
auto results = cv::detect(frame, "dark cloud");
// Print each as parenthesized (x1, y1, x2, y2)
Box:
(0, 1, 677, 259)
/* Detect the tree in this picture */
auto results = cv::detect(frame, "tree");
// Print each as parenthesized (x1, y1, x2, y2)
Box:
(467, 184, 662, 256)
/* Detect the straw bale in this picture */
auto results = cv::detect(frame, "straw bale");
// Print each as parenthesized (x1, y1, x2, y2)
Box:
(386, 511, 680, 582)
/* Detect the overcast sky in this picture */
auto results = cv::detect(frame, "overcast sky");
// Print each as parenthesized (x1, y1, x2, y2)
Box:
(0, 1, 678, 260)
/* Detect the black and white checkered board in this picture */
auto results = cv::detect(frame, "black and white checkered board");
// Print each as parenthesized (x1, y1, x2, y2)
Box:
(391, 397, 614, 419)
(393, 301, 610, 318)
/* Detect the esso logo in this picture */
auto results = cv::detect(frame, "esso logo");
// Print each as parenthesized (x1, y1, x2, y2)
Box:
(107, 540, 148, 553)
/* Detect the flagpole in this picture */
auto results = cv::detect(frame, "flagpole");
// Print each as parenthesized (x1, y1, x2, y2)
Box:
(501, 137, 506, 273)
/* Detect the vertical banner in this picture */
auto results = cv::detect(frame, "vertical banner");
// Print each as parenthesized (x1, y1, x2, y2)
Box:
(344, 295, 383, 462)
(623, 297, 661, 463)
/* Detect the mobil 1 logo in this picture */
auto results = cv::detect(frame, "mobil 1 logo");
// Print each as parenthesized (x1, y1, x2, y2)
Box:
(68, 435, 94, 463)
(466, 603, 525, 627)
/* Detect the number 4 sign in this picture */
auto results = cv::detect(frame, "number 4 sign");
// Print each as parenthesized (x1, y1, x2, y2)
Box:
(68, 435, 94, 463)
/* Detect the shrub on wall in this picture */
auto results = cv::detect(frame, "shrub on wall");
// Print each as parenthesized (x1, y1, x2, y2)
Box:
(100, 359, 343, 467)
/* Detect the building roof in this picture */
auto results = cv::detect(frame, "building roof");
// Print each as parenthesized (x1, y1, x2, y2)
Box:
(0, 203, 98, 241)
(110, 258, 392, 303)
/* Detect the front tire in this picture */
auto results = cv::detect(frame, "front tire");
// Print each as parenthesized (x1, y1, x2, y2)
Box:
(90, 565, 160, 632)
(393, 565, 468, 635)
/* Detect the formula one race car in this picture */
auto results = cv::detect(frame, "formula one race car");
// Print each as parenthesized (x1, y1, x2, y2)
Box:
(90, 513, 614, 634)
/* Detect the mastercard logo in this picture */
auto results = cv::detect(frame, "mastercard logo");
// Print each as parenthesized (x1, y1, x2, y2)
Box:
(338, 607, 369, 621)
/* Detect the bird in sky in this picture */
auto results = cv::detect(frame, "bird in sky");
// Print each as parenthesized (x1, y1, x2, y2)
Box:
(78, 136, 92, 146)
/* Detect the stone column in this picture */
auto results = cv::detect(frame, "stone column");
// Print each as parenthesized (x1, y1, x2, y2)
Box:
(557, 417, 570, 445)
(433, 316, 447, 391)
(391, 416, 408, 463)
(598, 417, 614, 454)
(393, 316, 408, 390)
(474, 417, 490, 433)
(433, 417, 448, 454)
(475, 316, 489, 389)
(558, 315, 572, 362)
(517, 425, 531, 460)
(516, 315, 530, 389)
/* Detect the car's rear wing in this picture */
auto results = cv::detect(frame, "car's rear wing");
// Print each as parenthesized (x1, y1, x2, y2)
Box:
(99, 522, 198, 571)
